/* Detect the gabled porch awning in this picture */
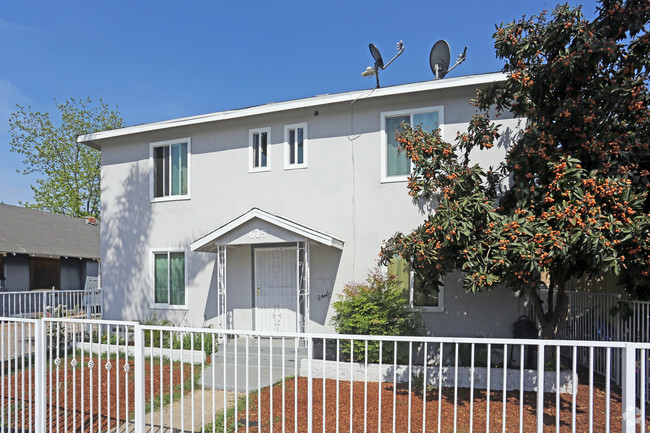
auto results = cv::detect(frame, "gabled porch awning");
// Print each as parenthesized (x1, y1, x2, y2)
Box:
(190, 208, 344, 252)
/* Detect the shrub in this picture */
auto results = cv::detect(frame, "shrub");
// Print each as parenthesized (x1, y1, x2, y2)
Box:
(140, 314, 215, 358)
(330, 268, 424, 363)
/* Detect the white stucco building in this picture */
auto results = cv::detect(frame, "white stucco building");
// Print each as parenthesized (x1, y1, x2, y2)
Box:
(78, 72, 526, 337)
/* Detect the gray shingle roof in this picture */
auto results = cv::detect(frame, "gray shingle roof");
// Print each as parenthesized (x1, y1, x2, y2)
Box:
(0, 204, 100, 259)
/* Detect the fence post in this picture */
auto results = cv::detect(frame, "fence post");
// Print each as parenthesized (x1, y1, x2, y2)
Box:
(536, 342, 545, 433)
(307, 336, 313, 433)
(34, 319, 47, 432)
(621, 343, 637, 433)
(134, 323, 145, 433)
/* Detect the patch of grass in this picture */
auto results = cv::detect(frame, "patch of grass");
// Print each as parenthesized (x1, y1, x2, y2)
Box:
(202, 376, 293, 432)
(144, 360, 203, 415)
(203, 392, 252, 433)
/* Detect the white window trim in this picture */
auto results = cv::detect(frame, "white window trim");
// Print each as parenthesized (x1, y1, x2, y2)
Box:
(150, 248, 188, 310)
(249, 127, 271, 173)
(284, 122, 308, 170)
(149, 137, 192, 202)
(385, 261, 445, 312)
(409, 272, 445, 313)
(380, 105, 444, 183)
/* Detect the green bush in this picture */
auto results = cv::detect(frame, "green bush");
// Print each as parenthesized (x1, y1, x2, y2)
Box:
(140, 314, 215, 358)
(330, 268, 424, 363)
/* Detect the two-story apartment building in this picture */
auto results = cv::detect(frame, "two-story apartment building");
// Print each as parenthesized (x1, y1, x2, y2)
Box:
(78, 72, 526, 337)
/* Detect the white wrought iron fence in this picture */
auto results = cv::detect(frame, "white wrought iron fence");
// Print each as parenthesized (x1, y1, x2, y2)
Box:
(548, 291, 650, 344)
(1, 316, 649, 432)
(0, 289, 102, 320)
(533, 290, 650, 394)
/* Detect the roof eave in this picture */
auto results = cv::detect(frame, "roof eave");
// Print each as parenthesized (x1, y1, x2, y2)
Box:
(78, 72, 506, 148)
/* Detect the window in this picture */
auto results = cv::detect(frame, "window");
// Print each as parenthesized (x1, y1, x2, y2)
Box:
(284, 123, 308, 169)
(152, 251, 186, 308)
(381, 106, 443, 182)
(387, 256, 444, 312)
(249, 127, 271, 172)
(151, 138, 190, 201)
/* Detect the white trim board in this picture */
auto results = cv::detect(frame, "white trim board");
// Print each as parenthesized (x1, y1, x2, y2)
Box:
(190, 208, 344, 252)
(79, 73, 506, 148)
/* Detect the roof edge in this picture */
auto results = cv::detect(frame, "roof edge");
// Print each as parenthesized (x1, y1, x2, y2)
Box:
(190, 208, 345, 251)
(79, 72, 506, 146)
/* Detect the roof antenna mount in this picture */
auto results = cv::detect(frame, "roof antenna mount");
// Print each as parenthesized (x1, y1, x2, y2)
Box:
(429, 40, 467, 79)
(361, 40, 404, 88)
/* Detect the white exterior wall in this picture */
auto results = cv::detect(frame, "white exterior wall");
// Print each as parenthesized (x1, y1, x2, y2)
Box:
(99, 83, 525, 338)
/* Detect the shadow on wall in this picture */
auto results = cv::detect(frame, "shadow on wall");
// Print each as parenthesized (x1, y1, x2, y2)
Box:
(101, 163, 152, 322)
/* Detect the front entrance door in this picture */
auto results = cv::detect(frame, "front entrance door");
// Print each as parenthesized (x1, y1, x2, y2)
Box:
(254, 247, 297, 332)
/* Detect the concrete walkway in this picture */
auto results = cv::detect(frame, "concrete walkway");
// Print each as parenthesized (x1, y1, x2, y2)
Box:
(113, 338, 306, 432)
(200, 337, 308, 392)
(112, 389, 240, 433)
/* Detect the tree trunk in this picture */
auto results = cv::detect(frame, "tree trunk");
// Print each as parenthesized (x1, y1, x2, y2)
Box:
(529, 271, 570, 339)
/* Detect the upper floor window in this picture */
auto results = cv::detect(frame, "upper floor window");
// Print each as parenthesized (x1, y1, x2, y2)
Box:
(249, 127, 271, 172)
(381, 106, 443, 182)
(387, 256, 444, 312)
(151, 138, 190, 201)
(284, 123, 308, 169)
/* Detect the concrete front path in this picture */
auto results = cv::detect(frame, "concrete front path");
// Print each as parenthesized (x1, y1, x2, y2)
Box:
(112, 389, 240, 433)
(200, 337, 308, 392)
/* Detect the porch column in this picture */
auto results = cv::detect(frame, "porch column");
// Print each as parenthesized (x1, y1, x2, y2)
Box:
(216, 245, 227, 335)
(297, 241, 310, 334)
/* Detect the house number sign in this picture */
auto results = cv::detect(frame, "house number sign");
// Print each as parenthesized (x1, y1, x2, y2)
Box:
(249, 229, 267, 239)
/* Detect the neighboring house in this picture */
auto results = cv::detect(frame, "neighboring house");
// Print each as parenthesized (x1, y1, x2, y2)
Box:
(0, 204, 100, 292)
(78, 72, 527, 338)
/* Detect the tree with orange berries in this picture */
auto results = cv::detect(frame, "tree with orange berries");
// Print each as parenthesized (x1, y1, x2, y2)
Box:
(380, 0, 649, 339)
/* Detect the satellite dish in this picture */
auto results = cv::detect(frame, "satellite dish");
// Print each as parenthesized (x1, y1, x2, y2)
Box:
(429, 40, 451, 79)
(361, 41, 404, 88)
(429, 40, 468, 80)
(369, 43, 384, 69)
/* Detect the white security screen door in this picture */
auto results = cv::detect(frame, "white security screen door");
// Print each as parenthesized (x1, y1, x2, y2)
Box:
(254, 247, 297, 332)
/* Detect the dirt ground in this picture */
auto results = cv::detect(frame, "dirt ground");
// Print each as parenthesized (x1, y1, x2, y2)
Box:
(1, 354, 194, 432)
(2, 360, 649, 432)
(230, 377, 648, 432)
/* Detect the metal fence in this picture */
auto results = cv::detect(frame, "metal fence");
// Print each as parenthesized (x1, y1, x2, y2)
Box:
(534, 291, 650, 392)
(548, 291, 650, 344)
(1, 317, 649, 432)
(0, 289, 102, 320)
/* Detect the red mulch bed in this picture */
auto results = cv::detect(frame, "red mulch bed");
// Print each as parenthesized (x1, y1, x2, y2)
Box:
(3, 358, 649, 432)
(1, 354, 193, 432)
(234, 377, 648, 432)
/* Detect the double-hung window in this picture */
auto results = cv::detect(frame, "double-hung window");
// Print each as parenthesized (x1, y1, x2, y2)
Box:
(387, 256, 444, 312)
(151, 138, 190, 200)
(381, 106, 443, 182)
(249, 127, 271, 172)
(153, 250, 186, 308)
(284, 123, 308, 169)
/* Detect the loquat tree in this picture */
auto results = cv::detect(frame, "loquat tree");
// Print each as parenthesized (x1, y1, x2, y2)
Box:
(379, 0, 649, 338)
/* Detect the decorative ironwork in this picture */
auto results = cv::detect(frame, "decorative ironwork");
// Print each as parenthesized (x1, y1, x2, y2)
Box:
(297, 241, 310, 334)
(88, 359, 94, 369)
(217, 245, 228, 341)
(54, 357, 61, 367)
(272, 307, 282, 331)
(71, 358, 77, 368)
(123, 363, 130, 372)
(105, 361, 112, 370)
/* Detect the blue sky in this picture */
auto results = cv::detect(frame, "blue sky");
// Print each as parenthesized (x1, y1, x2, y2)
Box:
(0, 0, 600, 206)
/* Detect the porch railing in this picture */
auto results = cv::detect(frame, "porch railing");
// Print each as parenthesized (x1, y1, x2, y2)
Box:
(1, 316, 648, 432)
(0, 289, 102, 320)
